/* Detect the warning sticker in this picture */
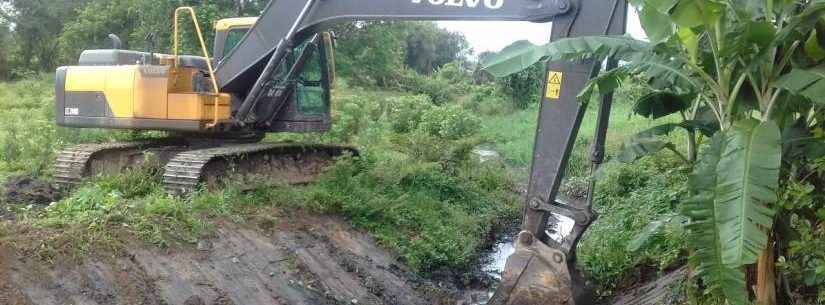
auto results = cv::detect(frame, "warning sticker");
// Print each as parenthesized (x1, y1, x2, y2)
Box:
(545, 71, 563, 99)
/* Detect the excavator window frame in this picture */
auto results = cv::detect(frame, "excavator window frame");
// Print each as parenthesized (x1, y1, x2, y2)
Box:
(292, 34, 333, 116)
(214, 25, 253, 63)
(221, 28, 250, 58)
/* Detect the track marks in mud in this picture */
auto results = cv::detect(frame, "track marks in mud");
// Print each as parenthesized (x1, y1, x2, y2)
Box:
(130, 227, 333, 305)
(279, 218, 433, 305)
(0, 213, 467, 305)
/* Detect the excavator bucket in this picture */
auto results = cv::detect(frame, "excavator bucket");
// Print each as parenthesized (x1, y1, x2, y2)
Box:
(488, 231, 574, 305)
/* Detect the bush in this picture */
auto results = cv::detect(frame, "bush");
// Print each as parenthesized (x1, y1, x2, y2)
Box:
(578, 155, 688, 295)
(467, 84, 511, 115)
(419, 105, 481, 140)
(385, 94, 433, 133)
(309, 152, 519, 273)
(397, 68, 458, 105)
(495, 64, 543, 109)
(432, 61, 472, 86)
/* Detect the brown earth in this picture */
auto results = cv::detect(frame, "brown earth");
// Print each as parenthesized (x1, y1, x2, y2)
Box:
(609, 266, 687, 305)
(0, 211, 491, 305)
(2, 176, 62, 207)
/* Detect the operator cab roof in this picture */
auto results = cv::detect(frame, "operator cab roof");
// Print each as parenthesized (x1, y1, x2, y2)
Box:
(215, 17, 259, 31)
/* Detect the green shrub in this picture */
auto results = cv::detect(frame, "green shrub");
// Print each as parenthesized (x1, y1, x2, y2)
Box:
(467, 84, 511, 115)
(578, 155, 688, 295)
(432, 61, 471, 86)
(418, 105, 481, 140)
(495, 64, 543, 109)
(385, 94, 433, 133)
(397, 68, 457, 105)
(776, 159, 825, 304)
(310, 153, 519, 273)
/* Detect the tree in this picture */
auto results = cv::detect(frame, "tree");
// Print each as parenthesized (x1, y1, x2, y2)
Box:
(330, 21, 470, 87)
(0, 17, 11, 80)
(331, 21, 408, 87)
(404, 22, 471, 75)
(1, 0, 85, 72)
(58, 0, 258, 65)
(482, 1, 825, 304)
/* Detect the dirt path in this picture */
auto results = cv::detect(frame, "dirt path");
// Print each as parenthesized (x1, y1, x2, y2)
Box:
(0, 212, 485, 305)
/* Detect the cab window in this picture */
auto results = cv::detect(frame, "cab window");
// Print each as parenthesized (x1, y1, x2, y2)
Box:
(223, 28, 248, 57)
(292, 39, 328, 116)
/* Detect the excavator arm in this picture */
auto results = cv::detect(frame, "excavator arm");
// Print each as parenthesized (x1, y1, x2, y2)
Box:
(222, 0, 628, 304)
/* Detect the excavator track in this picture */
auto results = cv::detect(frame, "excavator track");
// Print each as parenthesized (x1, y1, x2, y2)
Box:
(163, 143, 358, 195)
(54, 139, 187, 187)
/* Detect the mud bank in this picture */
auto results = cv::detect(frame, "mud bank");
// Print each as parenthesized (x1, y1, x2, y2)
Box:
(0, 212, 494, 305)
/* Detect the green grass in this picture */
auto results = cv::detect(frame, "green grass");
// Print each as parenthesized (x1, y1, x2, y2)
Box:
(0, 74, 160, 178)
(478, 99, 684, 177)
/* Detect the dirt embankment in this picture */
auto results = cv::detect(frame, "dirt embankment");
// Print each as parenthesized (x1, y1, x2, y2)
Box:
(0, 211, 490, 305)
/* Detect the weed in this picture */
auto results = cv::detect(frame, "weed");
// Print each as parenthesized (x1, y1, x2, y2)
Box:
(578, 155, 688, 295)
(418, 105, 481, 140)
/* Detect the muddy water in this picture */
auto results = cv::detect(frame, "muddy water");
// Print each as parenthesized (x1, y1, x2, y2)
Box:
(473, 147, 501, 163)
(482, 216, 575, 278)
(475, 216, 576, 304)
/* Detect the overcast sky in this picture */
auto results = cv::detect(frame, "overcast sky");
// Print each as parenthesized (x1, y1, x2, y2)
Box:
(436, 6, 646, 56)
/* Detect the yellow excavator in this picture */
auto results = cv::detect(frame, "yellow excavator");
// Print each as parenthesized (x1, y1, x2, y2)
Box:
(54, 0, 629, 303)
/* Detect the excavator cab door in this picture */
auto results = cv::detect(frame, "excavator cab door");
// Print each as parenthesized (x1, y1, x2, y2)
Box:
(259, 32, 335, 132)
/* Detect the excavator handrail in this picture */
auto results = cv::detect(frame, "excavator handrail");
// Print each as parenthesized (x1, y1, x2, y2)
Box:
(173, 6, 221, 128)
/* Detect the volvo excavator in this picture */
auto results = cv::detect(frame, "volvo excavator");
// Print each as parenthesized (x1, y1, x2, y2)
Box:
(53, 0, 628, 304)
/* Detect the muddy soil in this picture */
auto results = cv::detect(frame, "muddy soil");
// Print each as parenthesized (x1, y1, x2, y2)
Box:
(609, 267, 687, 305)
(2, 176, 62, 207)
(0, 211, 494, 305)
(1, 176, 62, 221)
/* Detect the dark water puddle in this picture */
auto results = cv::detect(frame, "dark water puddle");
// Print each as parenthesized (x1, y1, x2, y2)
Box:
(472, 216, 575, 304)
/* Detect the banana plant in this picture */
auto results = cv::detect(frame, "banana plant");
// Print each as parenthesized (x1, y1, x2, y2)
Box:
(482, 0, 825, 303)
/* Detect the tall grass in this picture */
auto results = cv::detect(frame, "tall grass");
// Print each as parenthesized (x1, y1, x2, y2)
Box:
(478, 98, 684, 178)
(0, 74, 148, 177)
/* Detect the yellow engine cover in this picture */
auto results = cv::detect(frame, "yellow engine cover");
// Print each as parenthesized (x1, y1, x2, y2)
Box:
(61, 65, 230, 130)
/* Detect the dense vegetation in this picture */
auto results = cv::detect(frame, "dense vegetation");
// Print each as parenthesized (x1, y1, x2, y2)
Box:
(484, 0, 825, 303)
(0, 0, 821, 304)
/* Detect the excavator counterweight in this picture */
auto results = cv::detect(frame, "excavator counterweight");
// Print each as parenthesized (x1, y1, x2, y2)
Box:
(53, 0, 628, 303)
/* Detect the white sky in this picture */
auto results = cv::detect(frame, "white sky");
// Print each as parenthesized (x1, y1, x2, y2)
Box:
(437, 6, 646, 56)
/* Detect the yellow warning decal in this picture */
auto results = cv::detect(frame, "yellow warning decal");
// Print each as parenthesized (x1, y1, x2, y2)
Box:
(545, 71, 563, 99)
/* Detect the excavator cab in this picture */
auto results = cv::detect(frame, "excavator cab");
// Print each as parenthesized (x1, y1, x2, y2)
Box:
(246, 31, 336, 133)
(213, 16, 337, 133)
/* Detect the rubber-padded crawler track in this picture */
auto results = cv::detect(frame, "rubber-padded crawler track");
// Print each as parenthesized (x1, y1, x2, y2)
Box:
(163, 143, 358, 195)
